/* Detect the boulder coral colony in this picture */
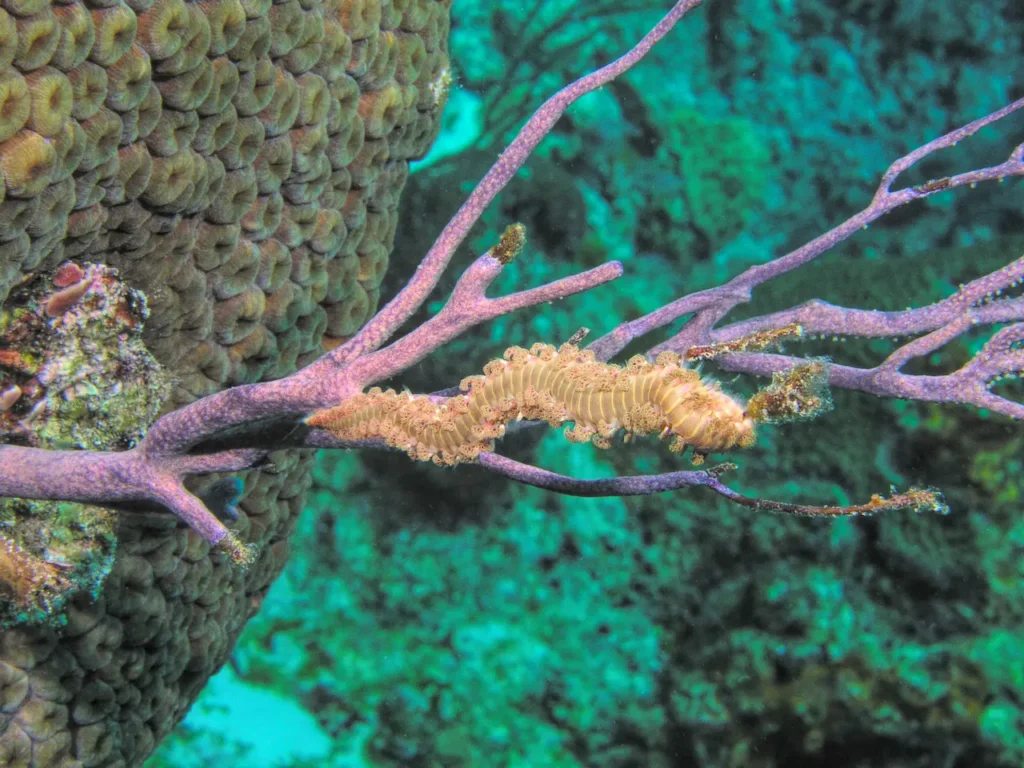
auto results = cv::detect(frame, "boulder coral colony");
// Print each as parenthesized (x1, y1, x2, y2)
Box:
(0, 0, 453, 764)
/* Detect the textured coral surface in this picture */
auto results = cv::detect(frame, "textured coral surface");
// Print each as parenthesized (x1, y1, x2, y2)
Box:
(0, 0, 451, 764)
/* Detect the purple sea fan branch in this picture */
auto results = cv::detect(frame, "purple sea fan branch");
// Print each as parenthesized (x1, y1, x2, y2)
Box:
(343, 249, 624, 389)
(0, 1, 708, 550)
(0, 0, 1021, 551)
(325, 0, 705, 366)
(140, 232, 624, 457)
(475, 453, 948, 518)
(587, 98, 1024, 363)
(0, 445, 238, 549)
(709, 253, 1024, 418)
(708, 254, 1024, 346)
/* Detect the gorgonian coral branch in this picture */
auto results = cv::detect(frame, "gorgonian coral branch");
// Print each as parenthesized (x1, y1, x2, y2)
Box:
(0, 0, 1021, 557)
(0, 0, 707, 552)
(474, 453, 948, 518)
(691, 255, 1024, 418)
(588, 98, 1024, 362)
(329, 0, 705, 365)
(706, 254, 1024, 345)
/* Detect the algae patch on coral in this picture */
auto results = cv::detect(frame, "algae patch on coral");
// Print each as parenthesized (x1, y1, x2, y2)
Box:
(0, 498, 118, 627)
(0, 261, 169, 626)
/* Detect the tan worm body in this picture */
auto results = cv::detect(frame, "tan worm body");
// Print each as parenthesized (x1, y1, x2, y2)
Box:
(307, 343, 756, 465)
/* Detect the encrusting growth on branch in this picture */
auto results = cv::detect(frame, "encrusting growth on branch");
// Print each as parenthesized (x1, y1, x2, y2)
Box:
(745, 360, 833, 424)
(491, 222, 527, 265)
(685, 322, 805, 361)
(308, 343, 754, 464)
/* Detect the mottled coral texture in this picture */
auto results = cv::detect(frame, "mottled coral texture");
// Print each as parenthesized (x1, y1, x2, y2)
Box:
(0, 0, 451, 764)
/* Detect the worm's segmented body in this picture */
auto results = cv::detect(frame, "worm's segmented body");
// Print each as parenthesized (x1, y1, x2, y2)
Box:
(307, 343, 756, 464)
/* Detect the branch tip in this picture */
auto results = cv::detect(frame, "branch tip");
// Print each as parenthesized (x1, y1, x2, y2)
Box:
(567, 327, 590, 346)
(218, 533, 257, 569)
(733, 485, 950, 518)
(492, 223, 527, 265)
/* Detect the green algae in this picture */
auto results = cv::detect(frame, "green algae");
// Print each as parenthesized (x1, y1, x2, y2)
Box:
(0, 263, 169, 627)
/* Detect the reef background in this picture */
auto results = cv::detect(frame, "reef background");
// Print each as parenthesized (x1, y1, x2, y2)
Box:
(151, 1, 1024, 766)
